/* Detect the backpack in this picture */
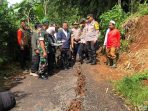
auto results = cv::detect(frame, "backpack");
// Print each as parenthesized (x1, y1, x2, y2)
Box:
(0, 91, 16, 111)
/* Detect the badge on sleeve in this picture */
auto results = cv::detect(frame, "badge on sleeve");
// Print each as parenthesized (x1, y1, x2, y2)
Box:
(94, 22, 99, 30)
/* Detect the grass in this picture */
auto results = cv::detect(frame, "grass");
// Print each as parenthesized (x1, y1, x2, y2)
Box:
(115, 71, 148, 108)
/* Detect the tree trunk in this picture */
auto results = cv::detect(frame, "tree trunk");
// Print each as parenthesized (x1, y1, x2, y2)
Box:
(118, 0, 121, 6)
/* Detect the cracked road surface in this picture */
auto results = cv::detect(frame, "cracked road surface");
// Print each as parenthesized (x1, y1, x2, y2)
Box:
(10, 64, 129, 111)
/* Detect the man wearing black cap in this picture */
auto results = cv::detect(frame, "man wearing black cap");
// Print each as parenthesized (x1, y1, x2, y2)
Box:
(71, 22, 81, 61)
(85, 14, 100, 65)
(78, 18, 89, 63)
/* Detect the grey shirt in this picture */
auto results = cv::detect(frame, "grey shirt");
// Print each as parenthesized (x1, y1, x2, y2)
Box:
(31, 30, 39, 56)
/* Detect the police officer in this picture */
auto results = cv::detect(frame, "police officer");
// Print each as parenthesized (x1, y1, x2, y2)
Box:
(85, 14, 100, 65)
(71, 22, 81, 61)
(78, 18, 89, 63)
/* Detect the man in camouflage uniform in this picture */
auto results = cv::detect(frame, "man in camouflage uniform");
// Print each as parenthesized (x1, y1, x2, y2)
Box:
(85, 14, 100, 65)
(37, 24, 49, 80)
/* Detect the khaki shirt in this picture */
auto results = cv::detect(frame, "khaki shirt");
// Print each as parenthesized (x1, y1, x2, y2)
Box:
(80, 26, 88, 43)
(85, 20, 100, 41)
(71, 28, 81, 41)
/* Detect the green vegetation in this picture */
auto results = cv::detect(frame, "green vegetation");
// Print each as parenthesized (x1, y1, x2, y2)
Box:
(115, 71, 148, 108)
(99, 5, 128, 42)
(100, 5, 127, 34)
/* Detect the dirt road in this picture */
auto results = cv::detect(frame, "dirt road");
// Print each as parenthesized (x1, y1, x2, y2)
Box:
(10, 63, 129, 111)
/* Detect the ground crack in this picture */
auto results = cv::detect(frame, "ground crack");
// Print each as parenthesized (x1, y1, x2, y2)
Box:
(67, 63, 86, 111)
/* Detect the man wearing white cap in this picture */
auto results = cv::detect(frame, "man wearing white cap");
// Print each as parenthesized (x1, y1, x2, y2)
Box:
(106, 20, 120, 68)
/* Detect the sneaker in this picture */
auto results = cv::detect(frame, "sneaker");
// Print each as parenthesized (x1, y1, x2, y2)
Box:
(110, 64, 117, 68)
(86, 59, 92, 64)
(23, 70, 29, 74)
(30, 72, 38, 77)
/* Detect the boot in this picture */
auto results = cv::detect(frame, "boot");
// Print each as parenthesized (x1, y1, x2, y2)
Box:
(86, 57, 92, 64)
(106, 58, 110, 65)
(91, 60, 96, 65)
(111, 59, 117, 68)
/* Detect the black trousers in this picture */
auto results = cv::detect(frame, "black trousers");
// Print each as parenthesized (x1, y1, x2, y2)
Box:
(73, 43, 80, 60)
(19, 46, 30, 69)
(61, 49, 71, 69)
(48, 53, 56, 73)
(86, 41, 96, 62)
(78, 43, 89, 60)
(31, 54, 40, 73)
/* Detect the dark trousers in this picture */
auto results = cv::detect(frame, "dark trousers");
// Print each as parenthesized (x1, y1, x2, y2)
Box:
(73, 43, 80, 60)
(61, 49, 71, 69)
(78, 43, 89, 60)
(48, 53, 56, 73)
(31, 54, 40, 73)
(86, 41, 96, 62)
(20, 46, 30, 69)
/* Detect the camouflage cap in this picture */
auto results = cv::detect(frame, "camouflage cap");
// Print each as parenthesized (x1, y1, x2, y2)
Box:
(79, 18, 86, 24)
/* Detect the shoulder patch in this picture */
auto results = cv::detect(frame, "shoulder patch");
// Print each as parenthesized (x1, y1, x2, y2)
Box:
(94, 22, 99, 30)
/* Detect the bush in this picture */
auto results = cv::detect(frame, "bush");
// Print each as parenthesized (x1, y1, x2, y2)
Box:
(115, 71, 148, 107)
(100, 5, 128, 36)
(137, 2, 148, 16)
(120, 40, 129, 52)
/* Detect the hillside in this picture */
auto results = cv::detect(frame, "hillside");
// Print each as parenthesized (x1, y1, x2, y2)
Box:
(118, 15, 148, 73)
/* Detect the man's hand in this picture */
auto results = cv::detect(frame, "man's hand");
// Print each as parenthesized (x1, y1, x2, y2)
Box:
(20, 45, 24, 50)
(43, 51, 47, 58)
(35, 49, 39, 54)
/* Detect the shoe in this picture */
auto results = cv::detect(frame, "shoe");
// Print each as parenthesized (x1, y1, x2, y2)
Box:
(110, 64, 117, 68)
(86, 59, 92, 64)
(23, 70, 29, 74)
(39, 75, 48, 80)
(91, 61, 96, 65)
(30, 72, 38, 77)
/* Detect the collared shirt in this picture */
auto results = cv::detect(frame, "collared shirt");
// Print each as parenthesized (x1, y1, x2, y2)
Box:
(80, 26, 88, 43)
(71, 28, 81, 40)
(63, 29, 68, 37)
(85, 20, 100, 41)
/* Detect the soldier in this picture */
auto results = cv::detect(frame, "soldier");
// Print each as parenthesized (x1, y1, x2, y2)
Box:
(85, 14, 100, 65)
(30, 23, 40, 77)
(71, 22, 81, 61)
(106, 20, 120, 68)
(37, 24, 49, 80)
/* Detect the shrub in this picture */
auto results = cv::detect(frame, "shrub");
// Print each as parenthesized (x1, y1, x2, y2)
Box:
(137, 2, 148, 16)
(100, 5, 128, 36)
(115, 71, 148, 107)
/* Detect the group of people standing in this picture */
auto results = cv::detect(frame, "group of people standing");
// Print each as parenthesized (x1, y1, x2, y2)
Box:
(17, 14, 121, 80)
